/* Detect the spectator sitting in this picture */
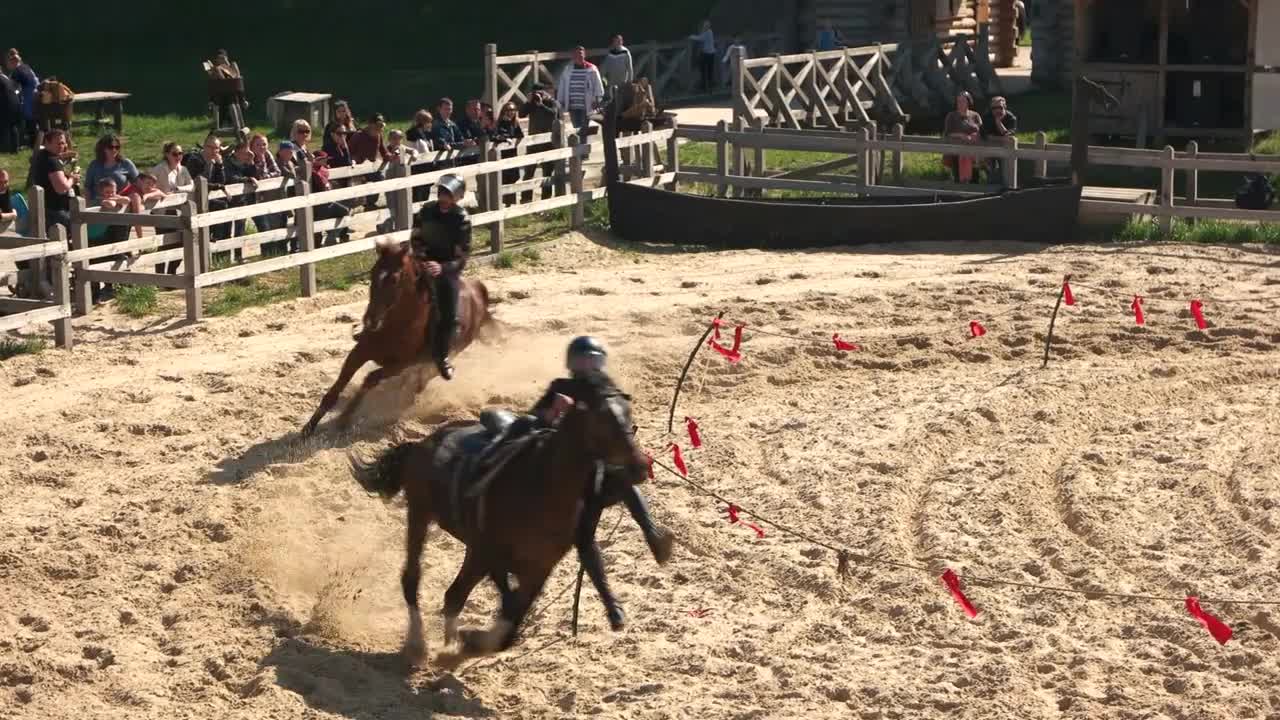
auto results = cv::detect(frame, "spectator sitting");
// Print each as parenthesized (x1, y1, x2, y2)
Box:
(276, 140, 297, 176)
(407, 110, 435, 151)
(458, 99, 488, 143)
(29, 129, 77, 231)
(288, 119, 314, 171)
(5, 49, 39, 147)
(433, 97, 474, 155)
(85, 133, 140, 206)
(601, 34, 634, 101)
(122, 173, 166, 235)
(183, 133, 242, 240)
(0, 69, 20, 153)
(151, 141, 194, 193)
(207, 49, 249, 128)
(250, 132, 281, 180)
(0, 169, 24, 230)
(387, 129, 415, 161)
(309, 151, 351, 244)
(980, 96, 1018, 183)
(557, 46, 604, 133)
(84, 177, 139, 301)
(943, 91, 982, 183)
(350, 112, 392, 210)
(323, 100, 357, 168)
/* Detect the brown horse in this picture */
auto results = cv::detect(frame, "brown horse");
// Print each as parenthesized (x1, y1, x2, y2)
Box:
(302, 241, 494, 436)
(348, 370, 648, 667)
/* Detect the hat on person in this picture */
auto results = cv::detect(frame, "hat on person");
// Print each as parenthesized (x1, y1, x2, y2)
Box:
(278, 140, 296, 151)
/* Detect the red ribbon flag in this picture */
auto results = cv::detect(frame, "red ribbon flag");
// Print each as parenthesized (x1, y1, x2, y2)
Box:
(731, 325, 744, 353)
(1063, 280, 1076, 306)
(1132, 295, 1145, 326)
(1190, 299, 1207, 330)
(1186, 597, 1232, 645)
(669, 443, 688, 477)
(941, 569, 979, 618)
(724, 504, 765, 538)
(708, 337, 742, 363)
(832, 333, 859, 351)
(685, 417, 702, 449)
(969, 321, 987, 339)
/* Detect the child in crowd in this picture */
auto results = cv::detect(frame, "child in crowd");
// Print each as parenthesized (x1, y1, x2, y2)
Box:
(124, 172, 167, 237)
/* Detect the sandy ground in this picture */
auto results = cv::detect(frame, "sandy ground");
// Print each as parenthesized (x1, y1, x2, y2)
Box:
(3, 233, 1280, 720)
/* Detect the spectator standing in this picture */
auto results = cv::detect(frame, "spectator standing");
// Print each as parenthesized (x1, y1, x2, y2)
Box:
(222, 141, 260, 258)
(150, 142, 194, 193)
(309, 151, 350, 244)
(722, 35, 748, 78)
(0, 169, 24, 229)
(601, 34, 634, 100)
(323, 100, 356, 169)
(689, 21, 716, 93)
(0, 69, 20, 153)
(289, 119, 314, 171)
(980, 96, 1019, 182)
(350, 113, 392, 210)
(816, 21, 845, 51)
(84, 134, 140, 205)
(5, 49, 39, 146)
(183, 133, 241, 240)
(557, 47, 604, 133)
(943, 92, 982, 183)
(495, 102, 525, 205)
(520, 85, 561, 201)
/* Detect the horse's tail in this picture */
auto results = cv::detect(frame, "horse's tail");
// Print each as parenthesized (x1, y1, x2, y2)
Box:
(348, 442, 417, 500)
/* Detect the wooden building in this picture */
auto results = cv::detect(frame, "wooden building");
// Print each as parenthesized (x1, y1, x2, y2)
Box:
(1058, 0, 1279, 146)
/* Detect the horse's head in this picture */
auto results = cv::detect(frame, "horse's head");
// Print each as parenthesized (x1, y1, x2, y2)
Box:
(362, 240, 417, 335)
(563, 371, 649, 485)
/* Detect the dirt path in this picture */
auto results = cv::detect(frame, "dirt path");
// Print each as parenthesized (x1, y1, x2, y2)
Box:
(3, 234, 1280, 719)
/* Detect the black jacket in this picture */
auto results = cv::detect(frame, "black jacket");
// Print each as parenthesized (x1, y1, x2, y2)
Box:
(530, 377, 577, 423)
(413, 201, 471, 273)
(520, 94, 562, 135)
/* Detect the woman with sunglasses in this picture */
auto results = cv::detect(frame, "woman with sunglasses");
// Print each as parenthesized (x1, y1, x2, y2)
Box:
(150, 141, 195, 193)
(84, 133, 139, 206)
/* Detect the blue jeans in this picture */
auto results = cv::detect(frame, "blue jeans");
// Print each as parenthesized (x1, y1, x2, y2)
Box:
(570, 109, 590, 132)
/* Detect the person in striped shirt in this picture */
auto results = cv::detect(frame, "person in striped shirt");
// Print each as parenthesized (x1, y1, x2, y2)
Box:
(556, 46, 604, 132)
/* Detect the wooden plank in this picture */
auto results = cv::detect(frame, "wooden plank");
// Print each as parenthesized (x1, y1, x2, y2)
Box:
(0, 298, 55, 312)
(0, 304, 70, 332)
(64, 233, 180, 262)
(470, 194, 580, 226)
(194, 231, 410, 288)
(1, 242, 65, 263)
(0, 235, 50, 250)
(78, 269, 193, 288)
(74, 210, 187, 229)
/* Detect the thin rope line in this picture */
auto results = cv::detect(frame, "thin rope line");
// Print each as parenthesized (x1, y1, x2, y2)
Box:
(1072, 281, 1280, 305)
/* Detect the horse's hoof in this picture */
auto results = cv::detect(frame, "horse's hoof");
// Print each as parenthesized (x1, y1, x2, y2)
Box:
(433, 650, 467, 671)
(650, 529, 675, 566)
(403, 638, 428, 667)
(607, 606, 627, 631)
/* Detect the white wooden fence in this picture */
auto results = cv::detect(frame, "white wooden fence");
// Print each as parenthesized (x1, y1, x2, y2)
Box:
(0, 187, 73, 346)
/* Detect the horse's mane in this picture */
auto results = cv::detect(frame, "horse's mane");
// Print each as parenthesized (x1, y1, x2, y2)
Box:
(572, 369, 622, 399)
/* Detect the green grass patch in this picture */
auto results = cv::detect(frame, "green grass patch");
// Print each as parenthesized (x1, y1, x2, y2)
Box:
(1109, 217, 1280, 245)
(114, 285, 159, 317)
(0, 337, 47, 360)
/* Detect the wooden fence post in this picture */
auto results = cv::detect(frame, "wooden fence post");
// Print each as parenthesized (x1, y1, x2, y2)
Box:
(1034, 131, 1048, 178)
(1185, 140, 1199, 226)
(27, 187, 48, 298)
(476, 138, 491, 214)
(181, 202, 203, 322)
(295, 159, 317, 296)
(1003, 135, 1019, 188)
(1159, 145, 1175, 235)
(388, 154, 412, 231)
(49, 224, 73, 349)
(715, 120, 729, 197)
(858, 127, 873, 189)
(731, 117, 746, 197)
(69, 197, 91, 316)
(666, 117, 681, 191)
(731, 46, 747, 126)
(194, 177, 212, 273)
(483, 43, 500, 109)
(487, 142, 503, 253)
(568, 134, 585, 229)
(640, 121, 654, 179)
(891, 124, 905, 184)
(867, 120, 879, 185)
(751, 116, 766, 198)
(552, 112, 568, 197)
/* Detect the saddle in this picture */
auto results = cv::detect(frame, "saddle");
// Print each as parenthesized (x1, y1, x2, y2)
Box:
(431, 411, 551, 535)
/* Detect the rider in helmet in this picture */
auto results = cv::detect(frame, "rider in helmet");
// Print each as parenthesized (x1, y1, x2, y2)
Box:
(488, 336, 674, 565)
(412, 174, 471, 380)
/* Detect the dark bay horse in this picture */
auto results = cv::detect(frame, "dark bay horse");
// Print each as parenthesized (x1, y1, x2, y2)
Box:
(303, 241, 494, 436)
(348, 370, 648, 667)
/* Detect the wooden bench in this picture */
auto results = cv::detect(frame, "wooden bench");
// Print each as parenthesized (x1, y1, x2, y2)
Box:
(1079, 185, 1157, 225)
(72, 91, 131, 134)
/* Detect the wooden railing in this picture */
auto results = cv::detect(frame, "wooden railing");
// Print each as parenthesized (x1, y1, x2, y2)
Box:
(483, 34, 783, 110)
(733, 34, 1005, 128)
(43, 121, 678, 335)
(0, 187, 74, 346)
(674, 121, 1280, 228)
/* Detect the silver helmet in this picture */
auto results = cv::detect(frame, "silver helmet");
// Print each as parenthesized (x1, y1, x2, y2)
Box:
(437, 174, 466, 200)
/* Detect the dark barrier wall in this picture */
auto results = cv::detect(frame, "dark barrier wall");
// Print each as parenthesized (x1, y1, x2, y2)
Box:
(7, 0, 716, 118)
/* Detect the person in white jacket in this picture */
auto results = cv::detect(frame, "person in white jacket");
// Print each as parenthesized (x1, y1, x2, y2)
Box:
(557, 46, 604, 132)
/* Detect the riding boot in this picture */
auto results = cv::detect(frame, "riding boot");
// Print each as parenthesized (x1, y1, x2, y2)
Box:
(434, 318, 456, 380)
(621, 485, 673, 565)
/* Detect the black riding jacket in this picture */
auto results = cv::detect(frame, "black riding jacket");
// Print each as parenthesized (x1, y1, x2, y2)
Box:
(413, 202, 471, 274)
